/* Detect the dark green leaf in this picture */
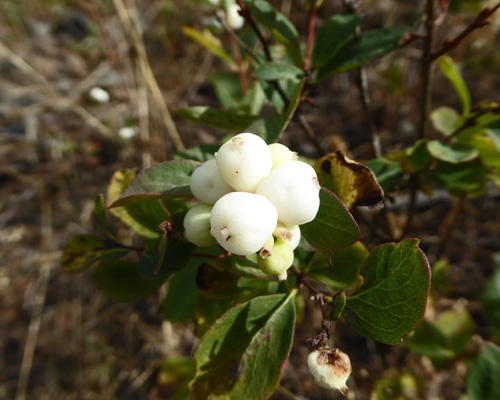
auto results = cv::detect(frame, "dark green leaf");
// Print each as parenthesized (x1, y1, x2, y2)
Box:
(328, 292, 346, 321)
(466, 343, 500, 400)
(164, 258, 199, 323)
(437, 56, 471, 116)
(61, 235, 129, 273)
(300, 188, 362, 252)
(405, 319, 456, 368)
(365, 158, 404, 192)
(307, 242, 367, 291)
(174, 107, 257, 132)
(312, 14, 360, 67)
(246, 0, 302, 66)
(430, 106, 461, 137)
(109, 160, 198, 208)
(425, 160, 487, 196)
(245, 111, 284, 144)
(314, 151, 384, 210)
(481, 265, 500, 335)
(427, 141, 479, 163)
(172, 145, 219, 162)
(317, 26, 409, 81)
(343, 239, 431, 345)
(92, 260, 167, 302)
(402, 139, 433, 173)
(190, 292, 296, 399)
(253, 62, 304, 81)
(138, 239, 195, 279)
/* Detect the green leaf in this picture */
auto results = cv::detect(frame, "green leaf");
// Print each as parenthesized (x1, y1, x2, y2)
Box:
(109, 160, 198, 208)
(94, 194, 108, 233)
(208, 73, 243, 110)
(245, 111, 284, 144)
(92, 260, 167, 302)
(245, 0, 302, 66)
(425, 161, 487, 197)
(328, 292, 346, 321)
(174, 106, 257, 132)
(164, 258, 200, 323)
(486, 126, 500, 152)
(456, 129, 500, 168)
(365, 158, 405, 192)
(312, 14, 360, 67)
(405, 319, 456, 368)
(402, 139, 434, 173)
(138, 239, 195, 279)
(253, 62, 304, 81)
(427, 141, 479, 163)
(343, 239, 431, 345)
(466, 343, 500, 400)
(431, 106, 461, 137)
(182, 26, 235, 68)
(317, 26, 408, 81)
(172, 144, 219, 162)
(314, 151, 384, 210)
(300, 188, 362, 252)
(306, 242, 368, 291)
(481, 264, 500, 335)
(190, 292, 296, 400)
(437, 56, 471, 116)
(61, 235, 129, 273)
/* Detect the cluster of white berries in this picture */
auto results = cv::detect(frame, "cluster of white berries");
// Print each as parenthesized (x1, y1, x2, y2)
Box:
(183, 133, 320, 280)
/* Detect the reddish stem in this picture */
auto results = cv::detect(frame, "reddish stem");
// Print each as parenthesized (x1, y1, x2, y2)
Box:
(303, 0, 318, 72)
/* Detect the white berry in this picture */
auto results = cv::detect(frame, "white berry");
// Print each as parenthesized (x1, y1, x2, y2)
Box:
(216, 133, 272, 193)
(183, 204, 216, 247)
(307, 347, 351, 394)
(190, 159, 233, 205)
(210, 192, 278, 256)
(273, 222, 301, 250)
(268, 143, 298, 169)
(256, 161, 320, 225)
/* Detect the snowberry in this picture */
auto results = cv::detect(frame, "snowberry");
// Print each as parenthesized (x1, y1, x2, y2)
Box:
(268, 143, 298, 169)
(273, 222, 301, 250)
(256, 161, 320, 226)
(307, 346, 351, 394)
(257, 238, 294, 281)
(190, 159, 233, 204)
(210, 192, 278, 256)
(216, 133, 272, 193)
(183, 204, 216, 247)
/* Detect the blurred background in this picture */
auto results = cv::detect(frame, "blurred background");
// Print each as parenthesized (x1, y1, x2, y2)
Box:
(1, 0, 500, 399)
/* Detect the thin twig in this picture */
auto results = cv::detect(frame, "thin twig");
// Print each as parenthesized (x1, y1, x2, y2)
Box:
(403, 0, 437, 238)
(113, 0, 185, 152)
(227, 33, 248, 95)
(303, 0, 318, 72)
(15, 192, 53, 400)
(297, 114, 324, 155)
(430, 2, 500, 62)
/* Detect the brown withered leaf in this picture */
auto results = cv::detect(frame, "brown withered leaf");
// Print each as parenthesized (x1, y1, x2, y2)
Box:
(314, 150, 384, 210)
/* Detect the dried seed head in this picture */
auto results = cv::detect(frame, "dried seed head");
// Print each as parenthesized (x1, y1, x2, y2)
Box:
(307, 346, 351, 395)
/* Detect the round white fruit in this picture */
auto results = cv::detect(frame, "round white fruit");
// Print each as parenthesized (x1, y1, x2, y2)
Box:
(183, 204, 216, 247)
(273, 223, 301, 250)
(256, 161, 320, 226)
(210, 192, 278, 256)
(190, 159, 233, 205)
(268, 143, 297, 169)
(216, 133, 272, 193)
(307, 347, 351, 394)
